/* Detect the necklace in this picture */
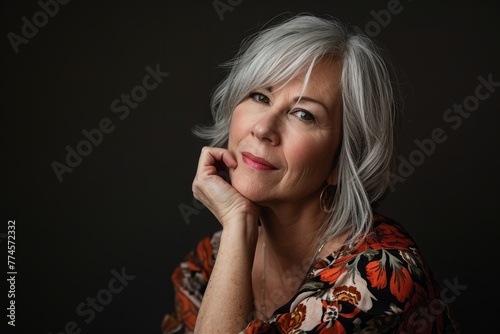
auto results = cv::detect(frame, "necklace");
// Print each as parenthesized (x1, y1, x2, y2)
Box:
(260, 240, 325, 318)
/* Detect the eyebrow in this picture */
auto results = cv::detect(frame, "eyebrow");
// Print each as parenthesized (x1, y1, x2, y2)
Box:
(266, 86, 329, 112)
(293, 96, 328, 112)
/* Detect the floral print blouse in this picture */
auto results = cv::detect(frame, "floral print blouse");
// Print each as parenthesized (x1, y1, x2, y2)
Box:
(161, 213, 460, 333)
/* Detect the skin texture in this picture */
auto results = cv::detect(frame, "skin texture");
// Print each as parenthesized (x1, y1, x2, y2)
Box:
(192, 57, 344, 333)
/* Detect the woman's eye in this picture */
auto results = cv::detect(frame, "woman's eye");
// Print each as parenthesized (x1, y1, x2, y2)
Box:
(249, 92, 270, 104)
(292, 109, 316, 123)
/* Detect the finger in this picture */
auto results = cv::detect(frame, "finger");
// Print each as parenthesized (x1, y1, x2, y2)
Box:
(219, 150, 237, 169)
(202, 147, 237, 169)
(197, 147, 237, 175)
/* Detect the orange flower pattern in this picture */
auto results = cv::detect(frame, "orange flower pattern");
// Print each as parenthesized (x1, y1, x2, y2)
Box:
(162, 215, 460, 333)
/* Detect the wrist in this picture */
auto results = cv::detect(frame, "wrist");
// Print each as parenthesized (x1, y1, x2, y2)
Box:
(220, 213, 259, 254)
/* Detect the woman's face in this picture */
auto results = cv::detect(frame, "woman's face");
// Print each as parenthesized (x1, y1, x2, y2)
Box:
(227, 58, 343, 208)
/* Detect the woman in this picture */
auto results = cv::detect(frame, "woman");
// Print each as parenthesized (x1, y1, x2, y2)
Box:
(162, 14, 459, 333)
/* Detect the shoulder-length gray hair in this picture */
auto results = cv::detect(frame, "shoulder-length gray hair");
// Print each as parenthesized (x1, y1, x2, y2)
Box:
(193, 13, 401, 246)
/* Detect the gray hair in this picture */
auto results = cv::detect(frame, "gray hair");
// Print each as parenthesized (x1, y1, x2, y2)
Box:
(193, 14, 401, 246)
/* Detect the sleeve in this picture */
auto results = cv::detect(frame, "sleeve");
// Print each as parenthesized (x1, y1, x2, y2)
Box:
(242, 247, 460, 333)
(161, 232, 220, 334)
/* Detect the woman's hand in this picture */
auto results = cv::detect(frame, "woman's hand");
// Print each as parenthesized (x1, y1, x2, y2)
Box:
(192, 147, 260, 333)
(192, 146, 260, 228)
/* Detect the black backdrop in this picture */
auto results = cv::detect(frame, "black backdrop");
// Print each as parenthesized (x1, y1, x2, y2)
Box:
(2, 0, 499, 333)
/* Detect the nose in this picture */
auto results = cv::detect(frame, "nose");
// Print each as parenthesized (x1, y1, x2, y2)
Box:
(251, 111, 281, 145)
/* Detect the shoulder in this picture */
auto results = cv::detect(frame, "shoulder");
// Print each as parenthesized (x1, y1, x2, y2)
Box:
(331, 213, 437, 303)
(164, 230, 223, 333)
(181, 230, 222, 274)
(277, 213, 460, 332)
(170, 230, 222, 291)
(352, 213, 436, 290)
(313, 213, 425, 280)
(364, 212, 419, 252)
(193, 230, 222, 260)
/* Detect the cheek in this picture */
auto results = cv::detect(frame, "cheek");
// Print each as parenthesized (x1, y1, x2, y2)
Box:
(228, 107, 245, 149)
(288, 135, 336, 172)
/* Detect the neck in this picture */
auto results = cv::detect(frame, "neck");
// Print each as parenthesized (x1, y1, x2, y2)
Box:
(258, 198, 326, 273)
(252, 195, 351, 320)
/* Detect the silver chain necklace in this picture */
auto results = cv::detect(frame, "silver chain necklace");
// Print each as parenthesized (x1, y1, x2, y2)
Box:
(260, 240, 325, 318)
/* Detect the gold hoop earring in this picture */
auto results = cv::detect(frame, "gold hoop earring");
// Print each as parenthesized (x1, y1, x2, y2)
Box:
(320, 184, 336, 213)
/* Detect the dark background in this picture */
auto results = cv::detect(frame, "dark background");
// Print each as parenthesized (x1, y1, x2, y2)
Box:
(1, 0, 499, 333)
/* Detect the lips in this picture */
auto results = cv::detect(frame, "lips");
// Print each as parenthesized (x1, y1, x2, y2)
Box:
(241, 152, 277, 171)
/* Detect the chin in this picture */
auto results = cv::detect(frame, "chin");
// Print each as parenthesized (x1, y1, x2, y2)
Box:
(230, 170, 270, 204)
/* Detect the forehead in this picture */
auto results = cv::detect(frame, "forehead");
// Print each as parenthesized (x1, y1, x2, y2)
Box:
(302, 57, 340, 97)
(272, 57, 342, 107)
